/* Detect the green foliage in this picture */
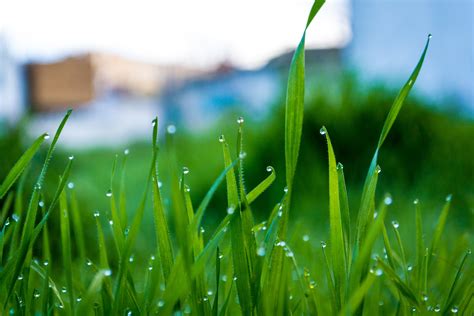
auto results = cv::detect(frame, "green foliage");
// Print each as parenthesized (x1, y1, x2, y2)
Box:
(0, 3, 472, 315)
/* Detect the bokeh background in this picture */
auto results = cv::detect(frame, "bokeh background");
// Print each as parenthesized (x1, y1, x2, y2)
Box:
(1, 0, 473, 245)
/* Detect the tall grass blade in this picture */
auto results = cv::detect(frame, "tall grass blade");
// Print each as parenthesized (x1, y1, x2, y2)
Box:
(0, 133, 47, 199)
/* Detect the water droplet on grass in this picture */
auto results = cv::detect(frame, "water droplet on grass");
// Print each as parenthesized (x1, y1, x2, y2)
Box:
(167, 124, 176, 134)
(321, 241, 327, 248)
(104, 269, 112, 276)
(446, 194, 452, 202)
(451, 306, 458, 313)
(93, 210, 100, 217)
(4, 218, 10, 226)
(158, 300, 165, 307)
(237, 117, 244, 124)
(319, 126, 326, 135)
(61, 287, 67, 293)
(106, 189, 112, 197)
(422, 293, 429, 301)
(413, 198, 419, 204)
(375, 165, 382, 174)
(257, 247, 266, 257)
(336, 162, 343, 170)
(434, 304, 441, 312)
(44, 134, 50, 140)
(39, 201, 45, 207)
(239, 152, 247, 159)
(227, 206, 235, 215)
(124, 149, 130, 155)
(266, 166, 273, 172)
(182, 167, 190, 175)
(67, 182, 74, 189)
(428, 34, 432, 39)
(218, 135, 225, 143)
(68, 155, 74, 160)
(33, 289, 40, 298)
(12, 214, 19, 222)
(302, 235, 310, 242)
(391, 220, 399, 229)
(384, 196, 393, 205)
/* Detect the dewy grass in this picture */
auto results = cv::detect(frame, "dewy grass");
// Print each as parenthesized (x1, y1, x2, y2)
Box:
(0, 2, 472, 315)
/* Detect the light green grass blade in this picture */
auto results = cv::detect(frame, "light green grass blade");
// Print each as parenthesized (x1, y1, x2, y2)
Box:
(246, 166, 276, 205)
(59, 188, 74, 313)
(337, 163, 351, 267)
(429, 195, 452, 262)
(414, 200, 425, 293)
(339, 272, 377, 316)
(152, 167, 174, 282)
(321, 126, 346, 310)
(442, 250, 471, 314)
(392, 221, 409, 281)
(285, 0, 325, 192)
(69, 189, 86, 262)
(356, 36, 431, 247)
(0, 133, 47, 199)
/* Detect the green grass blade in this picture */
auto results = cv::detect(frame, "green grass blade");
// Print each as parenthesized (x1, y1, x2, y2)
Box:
(152, 168, 174, 282)
(246, 166, 276, 205)
(285, 0, 325, 191)
(356, 36, 431, 247)
(59, 188, 74, 313)
(429, 195, 452, 263)
(321, 126, 346, 310)
(337, 163, 351, 267)
(69, 189, 86, 263)
(339, 272, 377, 316)
(0, 133, 47, 199)
(377, 258, 421, 309)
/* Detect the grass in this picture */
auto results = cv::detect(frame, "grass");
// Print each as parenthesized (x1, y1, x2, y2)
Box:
(0, 1, 473, 314)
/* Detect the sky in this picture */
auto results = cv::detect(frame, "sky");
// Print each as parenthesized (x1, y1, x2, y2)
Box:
(0, 0, 350, 69)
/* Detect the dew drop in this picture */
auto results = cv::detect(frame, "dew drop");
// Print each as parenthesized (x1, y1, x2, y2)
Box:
(202, 296, 209, 302)
(218, 253, 224, 259)
(43, 260, 49, 266)
(17, 274, 23, 280)
(68, 155, 74, 160)
(105, 189, 112, 197)
(183, 304, 192, 314)
(428, 33, 432, 39)
(158, 181, 163, 188)
(33, 289, 40, 298)
(391, 220, 399, 229)
(285, 250, 294, 258)
(68, 182, 74, 189)
(467, 249, 472, 255)
(129, 255, 135, 263)
(374, 268, 383, 276)
(151, 119, 157, 127)
(207, 290, 213, 296)
(166, 124, 176, 134)
(12, 214, 19, 222)
(61, 286, 67, 293)
(451, 306, 459, 313)
(375, 165, 382, 174)
(124, 149, 130, 155)
(407, 264, 413, 271)
(44, 133, 50, 140)
(104, 269, 112, 276)
(283, 187, 288, 193)
(422, 293, 429, 301)
(239, 152, 247, 159)
(200, 227, 205, 234)
(76, 296, 82, 302)
(319, 126, 327, 135)
(257, 247, 266, 257)
(158, 300, 165, 307)
(373, 212, 378, 219)
(336, 162, 343, 170)
(221, 275, 228, 282)
(309, 280, 317, 289)
(237, 117, 244, 124)
(109, 220, 113, 225)
(148, 266, 153, 271)
(233, 276, 238, 281)
(302, 234, 310, 242)
(413, 198, 419, 205)
(434, 304, 441, 312)
(4, 218, 10, 226)
(86, 259, 93, 266)
(445, 194, 452, 202)
(266, 166, 273, 172)
(227, 206, 235, 215)
(384, 196, 393, 205)
(182, 167, 190, 175)
(39, 201, 45, 208)
(218, 135, 225, 143)
(321, 241, 327, 249)
(93, 210, 100, 217)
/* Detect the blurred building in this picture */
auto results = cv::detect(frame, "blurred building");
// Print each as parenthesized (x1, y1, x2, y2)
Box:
(27, 53, 205, 112)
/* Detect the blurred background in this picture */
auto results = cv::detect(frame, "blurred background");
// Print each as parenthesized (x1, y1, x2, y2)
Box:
(0, 0, 473, 241)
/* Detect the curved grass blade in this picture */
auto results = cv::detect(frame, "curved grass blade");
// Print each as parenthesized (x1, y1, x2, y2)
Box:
(246, 166, 276, 205)
(337, 163, 351, 267)
(429, 195, 452, 263)
(0, 133, 47, 199)
(356, 36, 431, 247)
